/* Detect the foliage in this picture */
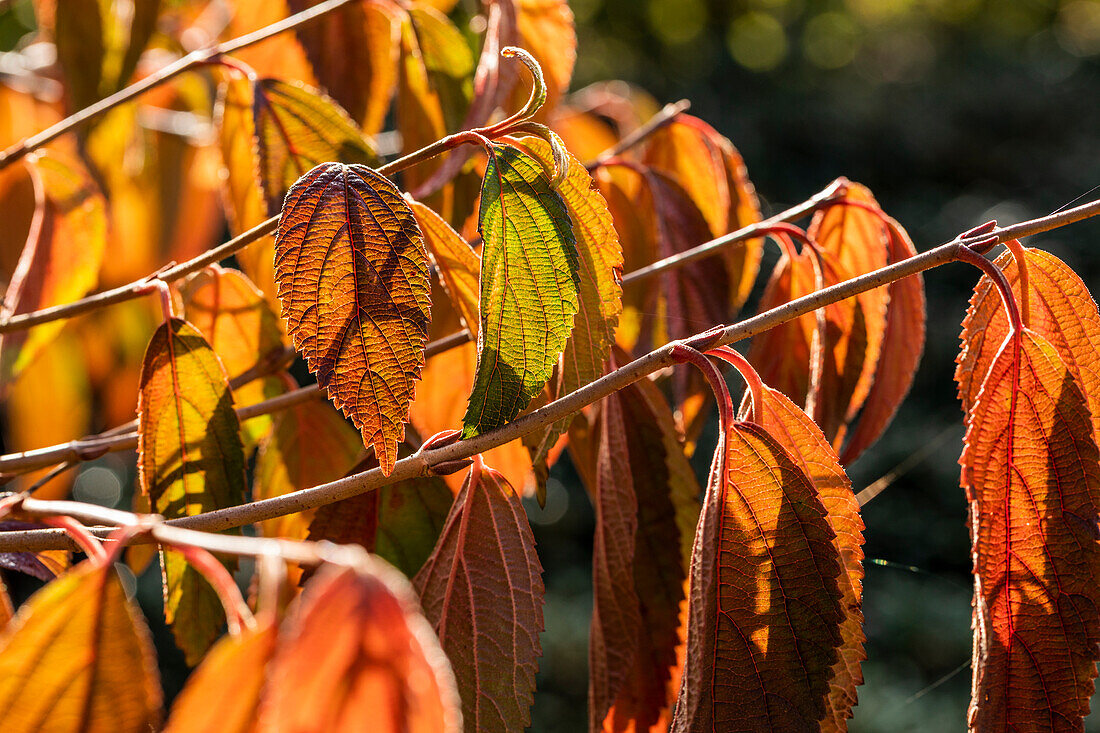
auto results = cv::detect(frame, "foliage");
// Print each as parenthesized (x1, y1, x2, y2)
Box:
(0, 2, 1097, 732)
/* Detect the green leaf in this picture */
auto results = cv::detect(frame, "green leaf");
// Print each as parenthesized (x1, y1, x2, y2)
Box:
(274, 162, 432, 475)
(252, 78, 378, 215)
(137, 318, 246, 664)
(461, 144, 580, 438)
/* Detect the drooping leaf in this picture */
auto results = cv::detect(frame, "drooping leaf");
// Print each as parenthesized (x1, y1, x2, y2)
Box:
(164, 618, 278, 733)
(275, 162, 432, 474)
(258, 563, 461, 732)
(0, 162, 38, 282)
(514, 0, 577, 118)
(409, 198, 482, 335)
(252, 78, 379, 215)
(216, 77, 281, 319)
(0, 151, 106, 385)
(287, 0, 398, 133)
(672, 420, 844, 731)
(308, 461, 454, 579)
(839, 216, 925, 465)
(589, 391, 642, 730)
(957, 247, 1100, 445)
(959, 328, 1100, 731)
(806, 186, 889, 448)
(642, 115, 763, 312)
(747, 245, 868, 445)
(181, 265, 286, 449)
(0, 561, 161, 732)
(744, 386, 866, 731)
(254, 376, 364, 542)
(508, 135, 624, 482)
(596, 376, 701, 732)
(461, 143, 580, 437)
(413, 462, 545, 733)
(137, 318, 246, 664)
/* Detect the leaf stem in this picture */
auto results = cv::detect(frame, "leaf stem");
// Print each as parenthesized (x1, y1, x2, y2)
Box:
(669, 345, 733, 435)
(706, 346, 766, 426)
(42, 516, 107, 563)
(954, 245, 1024, 335)
(172, 544, 254, 635)
(1003, 239, 1030, 329)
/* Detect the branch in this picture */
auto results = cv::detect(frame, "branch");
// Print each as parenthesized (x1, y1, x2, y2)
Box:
(584, 99, 690, 172)
(3, 197, 1096, 552)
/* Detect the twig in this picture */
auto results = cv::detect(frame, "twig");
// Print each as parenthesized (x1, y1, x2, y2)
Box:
(585, 99, 691, 171)
(1, 197, 1094, 552)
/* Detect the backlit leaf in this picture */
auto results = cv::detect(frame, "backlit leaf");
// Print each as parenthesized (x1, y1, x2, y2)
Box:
(0, 151, 106, 385)
(414, 462, 545, 733)
(839, 216, 924, 465)
(309, 470, 453, 579)
(0, 561, 161, 732)
(395, 11, 449, 196)
(642, 115, 763, 312)
(254, 376, 364, 541)
(137, 318, 246, 664)
(220, 0, 317, 84)
(410, 5, 475, 133)
(672, 420, 843, 731)
(275, 162, 432, 475)
(181, 265, 286, 449)
(744, 386, 866, 730)
(409, 199, 482, 335)
(461, 143, 580, 437)
(258, 563, 461, 732)
(287, 0, 397, 133)
(959, 329, 1100, 731)
(514, 0, 576, 118)
(252, 78, 378, 215)
(164, 618, 278, 733)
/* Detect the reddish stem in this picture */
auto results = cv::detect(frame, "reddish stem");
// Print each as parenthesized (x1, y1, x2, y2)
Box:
(173, 544, 254, 635)
(1003, 239, 1030, 329)
(669, 344, 733, 436)
(706, 346, 766, 426)
(955, 246, 1024, 335)
(44, 516, 107, 564)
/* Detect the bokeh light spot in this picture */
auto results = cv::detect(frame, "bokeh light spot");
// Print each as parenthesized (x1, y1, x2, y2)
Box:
(803, 12, 862, 69)
(646, 0, 707, 46)
(727, 12, 788, 71)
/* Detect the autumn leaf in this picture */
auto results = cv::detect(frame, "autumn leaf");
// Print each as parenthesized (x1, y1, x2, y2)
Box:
(283, 0, 396, 133)
(957, 247, 1100, 445)
(275, 162, 431, 474)
(672, 419, 843, 731)
(254, 375, 364, 542)
(410, 5, 475, 133)
(642, 115, 763, 312)
(0, 151, 106, 385)
(959, 328, 1100, 732)
(137, 318, 247, 664)
(219, 0, 317, 84)
(395, 11, 449, 196)
(839, 216, 924, 465)
(252, 78, 379, 215)
(461, 143, 581, 437)
(0, 561, 161, 732)
(409, 199, 481, 335)
(181, 265, 286, 449)
(514, 0, 576, 118)
(164, 618, 278, 733)
(413, 461, 545, 733)
(258, 563, 461, 732)
(743, 385, 866, 730)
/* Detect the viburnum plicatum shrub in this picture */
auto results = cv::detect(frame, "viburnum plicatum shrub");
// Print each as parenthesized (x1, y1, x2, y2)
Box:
(0, 1, 1099, 732)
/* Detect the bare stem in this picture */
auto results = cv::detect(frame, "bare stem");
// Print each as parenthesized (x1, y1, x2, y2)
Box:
(585, 99, 691, 171)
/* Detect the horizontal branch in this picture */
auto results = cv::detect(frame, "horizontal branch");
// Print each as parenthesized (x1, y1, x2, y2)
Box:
(4, 194, 1094, 552)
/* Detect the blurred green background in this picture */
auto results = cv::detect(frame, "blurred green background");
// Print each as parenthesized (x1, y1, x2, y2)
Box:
(529, 1, 1100, 731)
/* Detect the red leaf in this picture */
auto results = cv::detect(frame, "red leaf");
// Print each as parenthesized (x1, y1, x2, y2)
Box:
(258, 563, 461, 732)
(672, 420, 844, 731)
(413, 461, 545, 732)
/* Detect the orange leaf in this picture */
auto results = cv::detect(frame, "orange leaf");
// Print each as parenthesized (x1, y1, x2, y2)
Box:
(287, 0, 397, 133)
(0, 151, 106, 384)
(642, 115, 763, 312)
(0, 561, 161, 732)
(839, 217, 925, 464)
(164, 618, 278, 733)
(252, 78, 378, 215)
(413, 462, 545, 732)
(138, 318, 246, 664)
(745, 386, 866, 730)
(672, 420, 843, 731)
(258, 563, 461, 732)
(220, 0, 317, 84)
(274, 162, 432, 474)
(254, 376, 364, 541)
(395, 13, 448, 195)
(409, 199, 481, 336)
(514, 0, 576, 118)
(959, 329, 1100, 731)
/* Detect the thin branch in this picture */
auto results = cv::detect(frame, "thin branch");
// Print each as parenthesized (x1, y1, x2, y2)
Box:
(0, 0, 363, 170)
(2, 196, 1092, 553)
(585, 99, 691, 172)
